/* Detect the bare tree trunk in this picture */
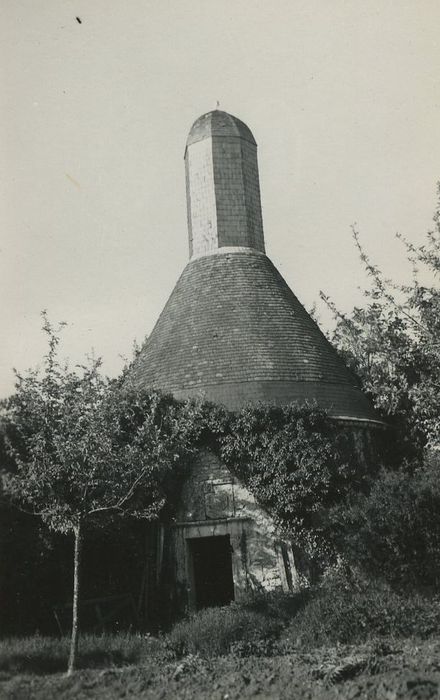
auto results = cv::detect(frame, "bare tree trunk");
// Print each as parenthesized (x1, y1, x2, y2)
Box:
(67, 522, 83, 675)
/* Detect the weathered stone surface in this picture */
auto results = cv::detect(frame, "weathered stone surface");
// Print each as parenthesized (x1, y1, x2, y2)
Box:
(172, 449, 298, 610)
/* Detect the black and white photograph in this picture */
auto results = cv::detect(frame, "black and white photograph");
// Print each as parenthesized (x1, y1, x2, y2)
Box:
(1, 1, 440, 697)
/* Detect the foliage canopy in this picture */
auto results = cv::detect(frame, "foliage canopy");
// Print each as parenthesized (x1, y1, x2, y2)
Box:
(2, 316, 198, 533)
(323, 184, 440, 455)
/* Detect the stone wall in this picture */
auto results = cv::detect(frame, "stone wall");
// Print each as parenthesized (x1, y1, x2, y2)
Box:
(169, 449, 299, 611)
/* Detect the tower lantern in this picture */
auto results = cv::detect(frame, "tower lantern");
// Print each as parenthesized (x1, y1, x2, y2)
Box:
(185, 110, 265, 258)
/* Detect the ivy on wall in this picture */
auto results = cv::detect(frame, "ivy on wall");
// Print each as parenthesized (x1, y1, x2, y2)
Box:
(194, 401, 379, 562)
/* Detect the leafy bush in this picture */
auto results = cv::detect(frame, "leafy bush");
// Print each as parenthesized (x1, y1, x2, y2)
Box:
(237, 590, 310, 623)
(330, 454, 440, 590)
(284, 568, 440, 649)
(164, 603, 283, 658)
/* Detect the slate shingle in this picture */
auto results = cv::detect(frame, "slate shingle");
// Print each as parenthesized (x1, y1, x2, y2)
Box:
(129, 249, 379, 423)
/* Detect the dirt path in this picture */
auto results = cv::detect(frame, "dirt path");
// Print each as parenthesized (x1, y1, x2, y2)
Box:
(1, 639, 439, 699)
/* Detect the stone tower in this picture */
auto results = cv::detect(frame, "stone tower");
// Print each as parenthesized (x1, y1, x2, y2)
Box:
(129, 110, 380, 613)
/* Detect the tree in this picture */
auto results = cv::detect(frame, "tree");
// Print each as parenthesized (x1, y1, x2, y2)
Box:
(1, 314, 198, 674)
(322, 183, 440, 456)
(320, 185, 440, 589)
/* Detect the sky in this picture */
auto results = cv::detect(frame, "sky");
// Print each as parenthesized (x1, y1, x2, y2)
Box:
(1, 0, 440, 398)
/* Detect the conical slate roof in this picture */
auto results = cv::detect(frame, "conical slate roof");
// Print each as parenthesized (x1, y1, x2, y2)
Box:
(128, 109, 378, 423)
(129, 248, 378, 423)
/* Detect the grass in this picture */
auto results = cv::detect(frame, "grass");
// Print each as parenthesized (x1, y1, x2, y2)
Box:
(1, 638, 440, 699)
(1, 579, 440, 698)
(0, 632, 162, 676)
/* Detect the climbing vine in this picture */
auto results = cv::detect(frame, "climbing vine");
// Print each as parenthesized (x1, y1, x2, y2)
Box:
(197, 402, 378, 561)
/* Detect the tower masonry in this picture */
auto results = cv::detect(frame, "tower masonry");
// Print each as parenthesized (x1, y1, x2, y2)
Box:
(185, 110, 265, 258)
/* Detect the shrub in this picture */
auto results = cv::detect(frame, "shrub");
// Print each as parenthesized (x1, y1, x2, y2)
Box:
(331, 455, 440, 590)
(237, 590, 310, 623)
(283, 568, 440, 649)
(165, 603, 283, 658)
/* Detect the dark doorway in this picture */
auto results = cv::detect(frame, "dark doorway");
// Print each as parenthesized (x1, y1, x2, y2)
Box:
(188, 535, 235, 609)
